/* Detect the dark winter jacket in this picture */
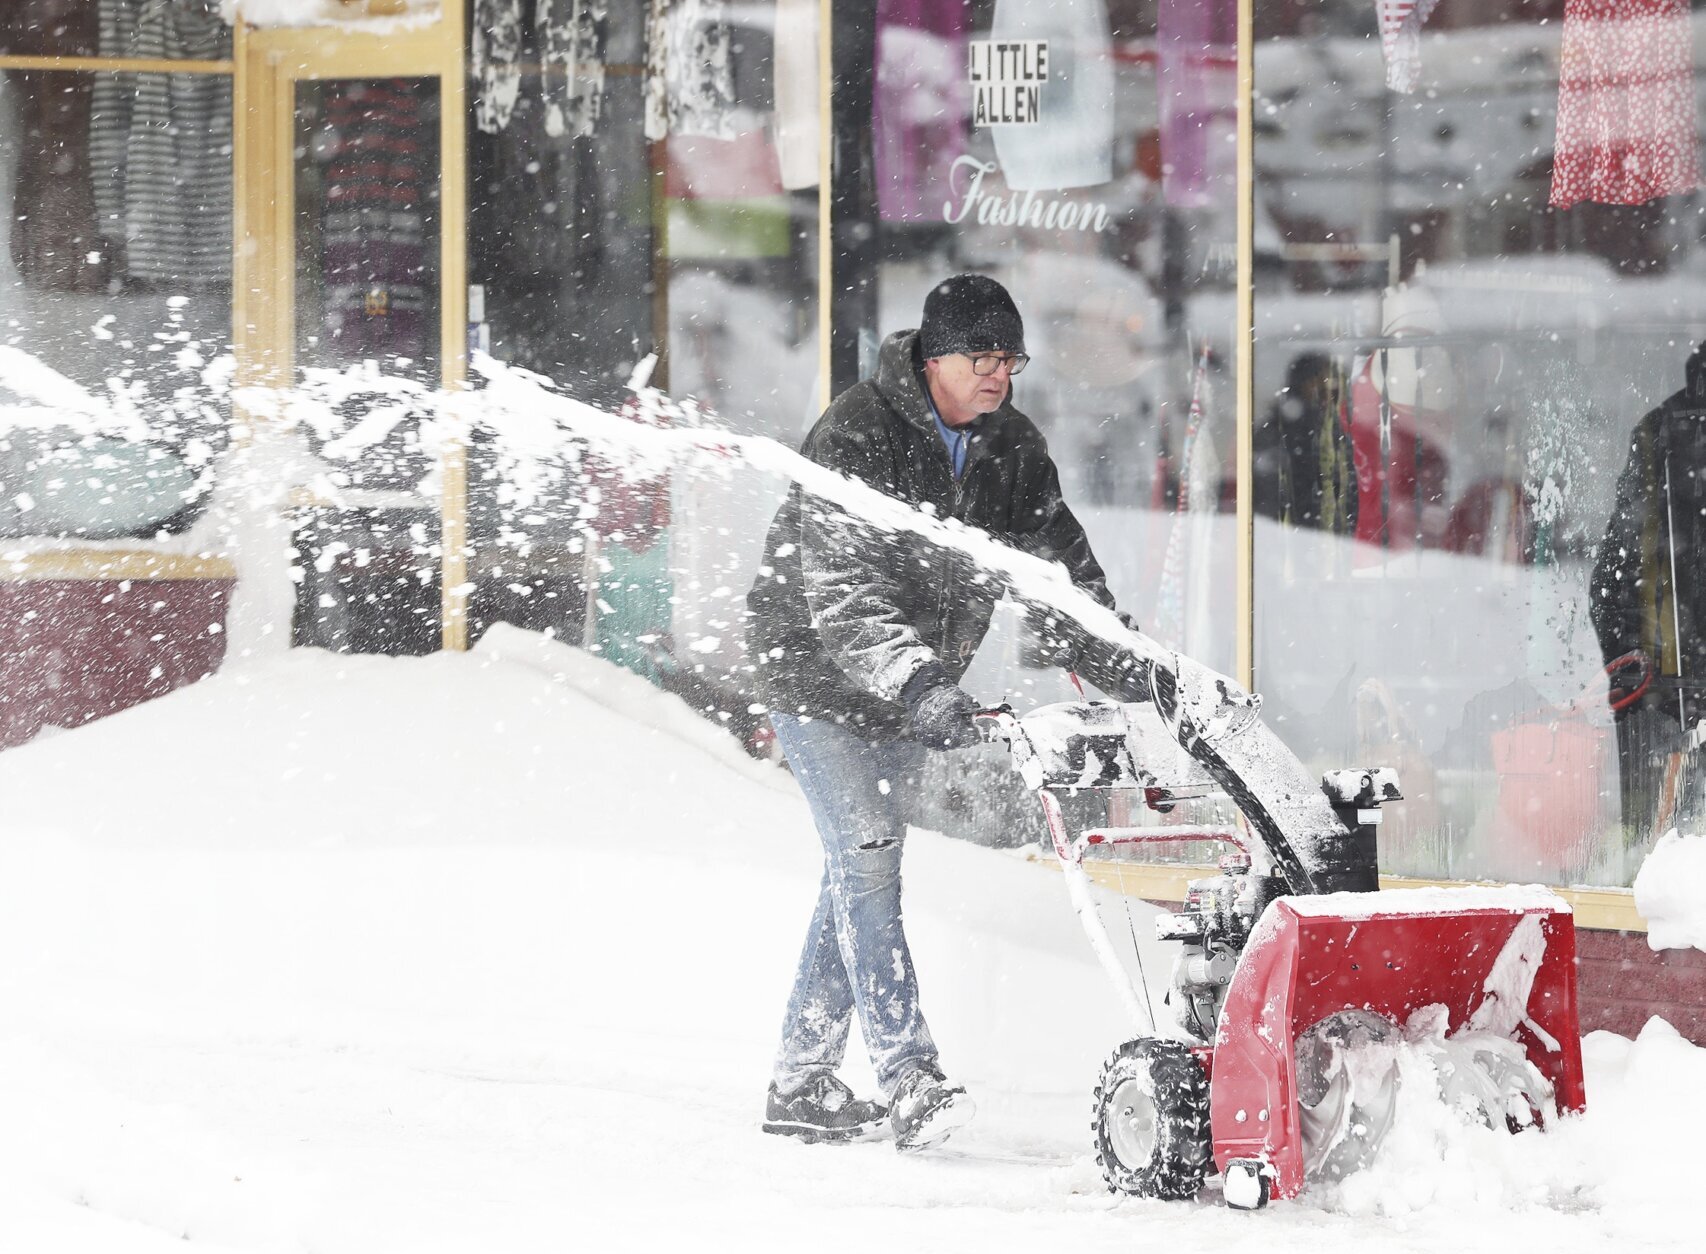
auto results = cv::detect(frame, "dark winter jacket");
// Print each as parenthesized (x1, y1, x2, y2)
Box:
(746, 329, 1126, 736)
(1591, 354, 1706, 723)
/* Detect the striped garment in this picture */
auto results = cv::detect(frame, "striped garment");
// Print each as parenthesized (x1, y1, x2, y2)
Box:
(319, 79, 430, 362)
(88, 0, 233, 288)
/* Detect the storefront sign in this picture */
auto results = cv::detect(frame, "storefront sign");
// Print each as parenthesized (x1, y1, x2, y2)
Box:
(942, 156, 1111, 233)
(969, 39, 1048, 126)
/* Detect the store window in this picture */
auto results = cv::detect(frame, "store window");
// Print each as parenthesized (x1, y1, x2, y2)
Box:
(858, 0, 1240, 704)
(1253, 0, 1706, 886)
(467, 1, 818, 738)
(1, 3, 234, 544)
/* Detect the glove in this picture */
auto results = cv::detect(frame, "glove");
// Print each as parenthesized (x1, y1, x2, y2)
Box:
(1115, 609, 1141, 636)
(900, 662, 981, 750)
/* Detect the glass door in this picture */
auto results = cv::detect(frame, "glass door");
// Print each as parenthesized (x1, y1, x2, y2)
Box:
(289, 75, 447, 655)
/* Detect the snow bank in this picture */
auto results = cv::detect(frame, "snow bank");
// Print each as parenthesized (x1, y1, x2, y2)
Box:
(0, 641, 1156, 1250)
(0, 640, 1702, 1251)
(1634, 830, 1706, 952)
(1312, 1018, 1706, 1232)
(472, 621, 788, 793)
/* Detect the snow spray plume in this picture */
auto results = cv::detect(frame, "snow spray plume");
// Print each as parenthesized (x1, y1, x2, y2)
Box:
(463, 352, 1167, 676)
(5, 339, 1160, 693)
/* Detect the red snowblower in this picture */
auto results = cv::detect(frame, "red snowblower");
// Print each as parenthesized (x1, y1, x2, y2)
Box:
(977, 647, 1584, 1209)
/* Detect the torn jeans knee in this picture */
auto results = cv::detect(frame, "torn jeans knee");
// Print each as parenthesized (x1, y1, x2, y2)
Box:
(836, 834, 902, 898)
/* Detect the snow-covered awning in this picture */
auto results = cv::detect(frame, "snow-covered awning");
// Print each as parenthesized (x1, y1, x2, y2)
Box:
(222, 0, 443, 29)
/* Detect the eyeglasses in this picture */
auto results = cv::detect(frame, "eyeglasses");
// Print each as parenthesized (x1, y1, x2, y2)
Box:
(966, 352, 1029, 377)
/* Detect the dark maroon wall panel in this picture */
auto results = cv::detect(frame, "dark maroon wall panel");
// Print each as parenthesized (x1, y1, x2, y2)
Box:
(0, 578, 232, 750)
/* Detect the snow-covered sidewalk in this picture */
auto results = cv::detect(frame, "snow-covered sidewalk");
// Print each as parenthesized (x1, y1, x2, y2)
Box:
(0, 629, 1699, 1251)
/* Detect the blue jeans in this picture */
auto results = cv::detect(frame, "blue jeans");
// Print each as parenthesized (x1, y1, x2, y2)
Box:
(770, 713, 937, 1097)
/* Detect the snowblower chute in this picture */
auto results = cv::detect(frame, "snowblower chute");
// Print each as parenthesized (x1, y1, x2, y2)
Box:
(977, 640, 1588, 1209)
(1209, 889, 1584, 1203)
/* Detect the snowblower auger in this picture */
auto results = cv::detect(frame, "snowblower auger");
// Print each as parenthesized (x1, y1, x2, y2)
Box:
(977, 647, 1587, 1210)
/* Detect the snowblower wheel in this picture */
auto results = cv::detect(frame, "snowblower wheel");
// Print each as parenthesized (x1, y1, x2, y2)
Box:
(1092, 1037, 1212, 1200)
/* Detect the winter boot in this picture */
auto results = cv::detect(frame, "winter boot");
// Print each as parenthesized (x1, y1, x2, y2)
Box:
(890, 1065, 975, 1152)
(762, 1073, 889, 1144)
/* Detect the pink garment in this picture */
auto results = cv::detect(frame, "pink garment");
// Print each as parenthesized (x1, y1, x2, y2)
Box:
(1377, 0, 1440, 94)
(1155, 0, 1236, 209)
(1346, 356, 1450, 557)
(873, 0, 969, 222)
(1551, 0, 1701, 208)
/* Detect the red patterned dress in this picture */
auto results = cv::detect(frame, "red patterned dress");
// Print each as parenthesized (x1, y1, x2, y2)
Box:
(1551, 0, 1702, 208)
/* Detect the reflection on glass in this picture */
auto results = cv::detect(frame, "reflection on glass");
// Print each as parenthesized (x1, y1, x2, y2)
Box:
(1253, 0, 1706, 887)
(465, 2, 819, 743)
(871, 0, 1239, 694)
(836, 1, 1241, 849)
(1, 67, 231, 541)
(292, 77, 443, 655)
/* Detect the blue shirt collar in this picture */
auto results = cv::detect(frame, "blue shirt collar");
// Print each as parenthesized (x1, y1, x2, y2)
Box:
(925, 389, 976, 479)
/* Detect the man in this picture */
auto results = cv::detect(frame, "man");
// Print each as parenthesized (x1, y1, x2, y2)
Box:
(745, 274, 1147, 1151)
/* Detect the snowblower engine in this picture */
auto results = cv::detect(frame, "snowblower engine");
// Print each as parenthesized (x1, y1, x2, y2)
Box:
(978, 646, 1585, 1209)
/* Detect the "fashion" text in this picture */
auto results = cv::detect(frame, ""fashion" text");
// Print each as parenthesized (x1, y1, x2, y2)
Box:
(941, 157, 1112, 233)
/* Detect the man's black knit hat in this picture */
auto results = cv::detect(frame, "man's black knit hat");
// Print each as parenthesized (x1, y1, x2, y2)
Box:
(918, 273, 1025, 360)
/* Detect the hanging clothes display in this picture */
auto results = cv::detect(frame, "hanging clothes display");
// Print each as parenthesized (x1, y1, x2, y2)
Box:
(4, 0, 103, 292)
(1550, 0, 1701, 209)
(473, 1, 607, 138)
(472, 0, 523, 134)
(1376, 0, 1440, 95)
(645, 0, 737, 141)
(873, 0, 968, 222)
(773, 0, 819, 191)
(319, 80, 430, 363)
(88, 0, 233, 288)
(987, 0, 1115, 193)
(1154, 0, 1236, 209)
(540, 0, 607, 139)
